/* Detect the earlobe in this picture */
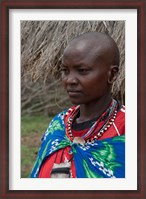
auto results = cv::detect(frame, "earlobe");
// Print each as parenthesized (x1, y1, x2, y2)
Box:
(108, 65, 119, 84)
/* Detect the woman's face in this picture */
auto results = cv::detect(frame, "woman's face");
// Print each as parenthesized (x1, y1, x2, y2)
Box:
(61, 43, 111, 105)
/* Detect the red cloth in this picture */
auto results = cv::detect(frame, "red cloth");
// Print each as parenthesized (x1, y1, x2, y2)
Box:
(39, 106, 125, 178)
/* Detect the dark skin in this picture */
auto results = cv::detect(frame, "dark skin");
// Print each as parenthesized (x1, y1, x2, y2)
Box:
(61, 32, 119, 123)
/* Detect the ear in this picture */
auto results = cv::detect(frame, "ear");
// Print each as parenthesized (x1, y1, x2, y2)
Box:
(108, 65, 119, 84)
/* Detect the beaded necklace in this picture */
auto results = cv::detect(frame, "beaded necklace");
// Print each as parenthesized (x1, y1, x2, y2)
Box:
(65, 99, 118, 145)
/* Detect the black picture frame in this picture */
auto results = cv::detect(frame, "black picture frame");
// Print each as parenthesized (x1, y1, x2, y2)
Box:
(0, 0, 145, 198)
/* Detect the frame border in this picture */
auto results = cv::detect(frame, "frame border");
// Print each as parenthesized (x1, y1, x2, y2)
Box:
(0, 0, 145, 198)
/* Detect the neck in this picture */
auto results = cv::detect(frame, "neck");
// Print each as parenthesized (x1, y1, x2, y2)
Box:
(76, 94, 112, 123)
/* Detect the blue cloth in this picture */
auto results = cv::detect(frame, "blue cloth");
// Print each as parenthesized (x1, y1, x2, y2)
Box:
(30, 111, 125, 178)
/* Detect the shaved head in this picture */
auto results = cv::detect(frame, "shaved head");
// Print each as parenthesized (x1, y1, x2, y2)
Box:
(64, 32, 120, 67)
(61, 32, 120, 105)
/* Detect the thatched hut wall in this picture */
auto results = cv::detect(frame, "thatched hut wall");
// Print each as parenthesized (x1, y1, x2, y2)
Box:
(21, 21, 125, 115)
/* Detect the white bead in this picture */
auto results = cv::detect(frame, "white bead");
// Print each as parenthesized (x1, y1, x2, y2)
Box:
(97, 133, 101, 137)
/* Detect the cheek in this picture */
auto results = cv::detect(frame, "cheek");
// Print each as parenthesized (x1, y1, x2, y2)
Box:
(81, 74, 108, 93)
(61, 76, 67, 87)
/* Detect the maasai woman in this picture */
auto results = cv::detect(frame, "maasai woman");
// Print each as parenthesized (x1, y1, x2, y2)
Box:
(31, 32, 125, 178)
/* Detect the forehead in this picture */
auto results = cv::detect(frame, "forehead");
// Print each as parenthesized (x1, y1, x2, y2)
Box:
(62, 39, 109, 66)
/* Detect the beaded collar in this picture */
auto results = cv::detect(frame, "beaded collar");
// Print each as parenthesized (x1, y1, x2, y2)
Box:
(64, 99, 118, 145)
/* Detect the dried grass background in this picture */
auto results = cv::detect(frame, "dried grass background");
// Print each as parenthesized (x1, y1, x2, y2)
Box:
(21, 21, 125, 115)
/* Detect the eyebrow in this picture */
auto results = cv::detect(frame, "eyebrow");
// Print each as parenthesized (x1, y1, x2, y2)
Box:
(61, 63, 91, 68)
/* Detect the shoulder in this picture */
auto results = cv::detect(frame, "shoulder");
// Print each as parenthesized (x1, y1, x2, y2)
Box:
(46, 105, 77, 132)
(114, 104, 125, 135)
(41, 107, 76, 141)
(120, 105, 125, 113)
(116, 104, 125, 118)
(117, 105, 125, 119)
(47, 109, 68, 129)
(41, 110, 67, 142)
(52, 109, 68, 121)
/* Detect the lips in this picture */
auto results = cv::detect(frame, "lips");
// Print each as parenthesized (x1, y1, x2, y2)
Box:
(67, 90, 82, 96)
(67, 90, 81, 92)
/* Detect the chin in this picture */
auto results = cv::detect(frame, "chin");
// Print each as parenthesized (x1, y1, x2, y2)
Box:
(69, 98, 82, 105)
(70, 99, 87, 106)
(70, 100, 80, 105)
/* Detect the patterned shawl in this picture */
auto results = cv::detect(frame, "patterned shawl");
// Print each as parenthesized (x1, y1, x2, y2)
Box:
(30, 111, 125, 178)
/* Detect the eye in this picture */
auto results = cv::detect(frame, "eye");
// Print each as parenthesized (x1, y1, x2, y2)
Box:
(78, 68, 91, 74)
(60, 67, 69, 75)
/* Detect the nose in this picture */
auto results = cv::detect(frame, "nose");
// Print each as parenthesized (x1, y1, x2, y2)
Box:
(62, 72, 78, 85)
